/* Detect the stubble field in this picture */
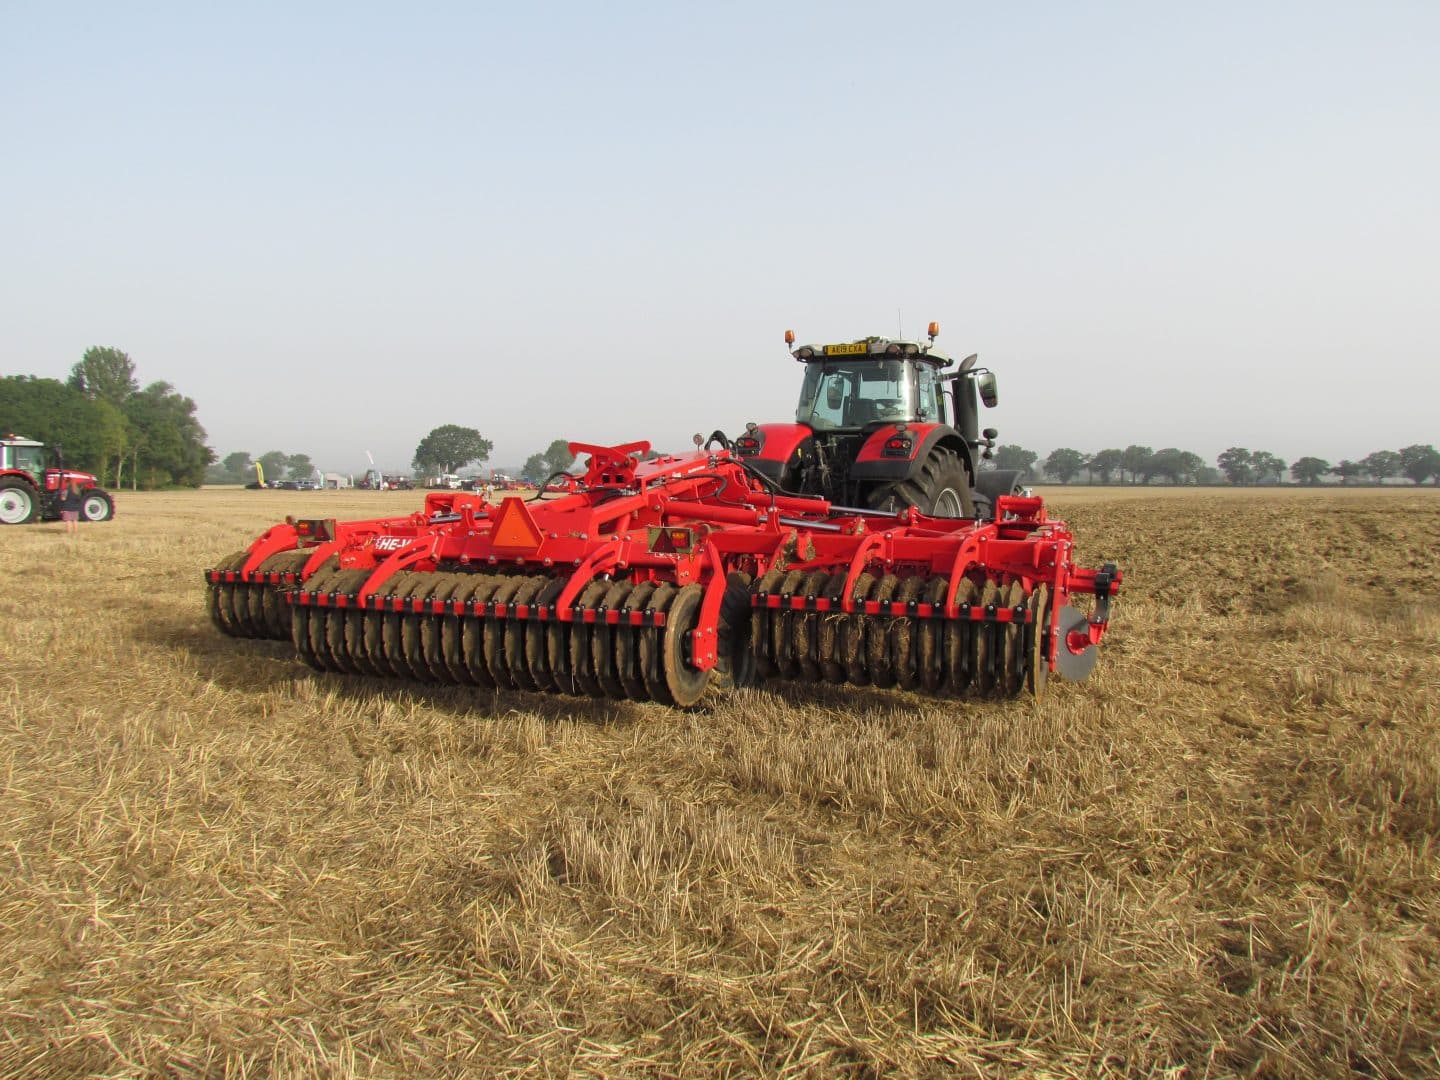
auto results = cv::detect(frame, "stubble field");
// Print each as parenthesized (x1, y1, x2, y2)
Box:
(1, 487, 1437, 1078)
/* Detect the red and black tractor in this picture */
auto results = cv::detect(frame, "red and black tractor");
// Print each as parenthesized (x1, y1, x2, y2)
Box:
(0, 435, 116, 525)
(726, 324, 1025, 519)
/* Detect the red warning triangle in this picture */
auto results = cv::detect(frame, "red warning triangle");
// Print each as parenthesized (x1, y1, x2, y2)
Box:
(489, 496, 544, 552)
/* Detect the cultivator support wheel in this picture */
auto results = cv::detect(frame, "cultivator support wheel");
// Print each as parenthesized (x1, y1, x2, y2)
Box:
(204, 443, 1122, 706)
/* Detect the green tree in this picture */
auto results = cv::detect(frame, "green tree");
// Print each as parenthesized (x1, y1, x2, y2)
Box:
(122, 382, 213, 487)
(1043, 447, 1087, 484)
(1250, 451, 1286, 484)
(0, 375, 120, 475)
(1290, 456, 1331, 485)
(520, 453, 548, 484)
(257, 451, 290, 485)
(542, 439, 577, 475)
(1361, 450, 1400, 483)
(1150, 448, 1204, 484)
(413, 425, 493, 475)
(68, 346, 139, 408)
(989, 444, 1038, 476)
(285, 453, 315, 480)
(1216, 447, 1253, 485)
(1122, 445, 1153, 484)
(221, 451, 253, 481)
(1331, 460, 1363, 485)
(1398, 444, 1440, 485)
(1087, 448, 1124, 484)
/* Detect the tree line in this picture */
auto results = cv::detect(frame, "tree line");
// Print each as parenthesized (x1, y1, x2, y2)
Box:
(992, 444, 1440, 486)
(1, 348, 213, 488)
(208, 451, 317, 484)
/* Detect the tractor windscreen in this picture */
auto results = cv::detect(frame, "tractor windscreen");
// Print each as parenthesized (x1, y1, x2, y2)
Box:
(11, 445, 45, 478)
(796, 359, 930, 429)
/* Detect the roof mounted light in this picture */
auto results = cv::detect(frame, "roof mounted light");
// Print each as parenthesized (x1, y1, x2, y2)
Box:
(784, 329, 795, 345)
(797, 346, 814, 359)
(885, 343, 901, 355)
(927, 321, 939, 341)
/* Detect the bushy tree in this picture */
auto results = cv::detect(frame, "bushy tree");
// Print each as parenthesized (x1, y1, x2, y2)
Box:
(1217, 447, 1253, 485)
(1361, 450, 1400, 483)
(285, 453, 315, 480)
(1250, 451, 1286, 484)
(1150, 448, 1204, 484)
(413, 425, 493, 475)
(10, 347, 211, 488)
(221, 451, 252, 481)
(1044, 448, 1087, 484)
(1331, 460, 1361, 484)
(990, 444, 1038, 476)
(542, 439, 577, 475)
(68, 346, 138, 408)
(1087, 448, 1124, 484)
(123, 381, 213, 487)
(1122, 445, 1153, 484)
(0, 375, 123, 476)
(1398, 444, 1440, 485)
(1290, 456, 1330, 485)
(520, 453, 548, 484)
(257, 451, 289, 484)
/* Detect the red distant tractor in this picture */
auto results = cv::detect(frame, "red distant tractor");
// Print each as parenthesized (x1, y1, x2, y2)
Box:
(0, 435, 115, 525)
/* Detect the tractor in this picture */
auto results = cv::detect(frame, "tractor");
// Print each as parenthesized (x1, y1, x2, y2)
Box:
(0, 435, 115, 525)
(727, 323, 1024, 519)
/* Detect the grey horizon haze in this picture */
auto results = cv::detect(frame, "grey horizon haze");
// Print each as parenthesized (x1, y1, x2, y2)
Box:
(2, 2, 1436, 476)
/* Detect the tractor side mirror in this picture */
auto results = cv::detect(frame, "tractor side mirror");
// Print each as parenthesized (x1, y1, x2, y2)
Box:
(977, 372, 998, 408)
(826, 380, 844, 410)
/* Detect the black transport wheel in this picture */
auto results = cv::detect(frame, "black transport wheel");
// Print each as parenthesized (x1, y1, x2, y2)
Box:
(0, 477, 38, 525)
(80, 490, 114, 522)
(865, 447, 974, 518)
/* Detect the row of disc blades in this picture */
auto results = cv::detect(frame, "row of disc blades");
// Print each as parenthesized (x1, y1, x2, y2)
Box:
(207, 553, 1053, 701)
(749, 569, 1049, 699)
(286, 563, 723, 707)
(207, 550, 309, 640)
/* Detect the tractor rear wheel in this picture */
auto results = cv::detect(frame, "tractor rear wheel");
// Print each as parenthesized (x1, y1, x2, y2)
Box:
(0, 477, 39, 525)
(866, 448, 974, 518)
(81, 490, 114, 522)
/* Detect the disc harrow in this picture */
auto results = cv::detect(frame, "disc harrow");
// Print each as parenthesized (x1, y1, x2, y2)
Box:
(205, 440, 1121, 706)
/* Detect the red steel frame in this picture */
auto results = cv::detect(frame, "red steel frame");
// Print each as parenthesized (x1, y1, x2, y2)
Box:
(207, 441, 1120, 678)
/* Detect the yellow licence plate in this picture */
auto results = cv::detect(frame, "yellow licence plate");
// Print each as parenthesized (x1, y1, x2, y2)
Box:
(824, 342, 869, 356)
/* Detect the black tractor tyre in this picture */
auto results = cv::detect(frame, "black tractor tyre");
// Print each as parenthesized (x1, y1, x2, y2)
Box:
(973, 469, 1027, 521)
(81, 490, 115, 522)
(865, 447, 974, 518)
(0, 477, 39, 525)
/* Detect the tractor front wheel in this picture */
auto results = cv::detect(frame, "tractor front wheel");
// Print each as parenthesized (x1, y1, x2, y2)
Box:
(0, 477, 39, 525)
(866, 447, 974, 518)
(81, 490, 115, 522)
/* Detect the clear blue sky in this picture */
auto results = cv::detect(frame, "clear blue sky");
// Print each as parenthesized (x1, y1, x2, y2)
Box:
(3, 2, 1436, 473)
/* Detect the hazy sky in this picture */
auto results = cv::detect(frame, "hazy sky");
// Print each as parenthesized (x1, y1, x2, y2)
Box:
(3, 2, 1436, 473)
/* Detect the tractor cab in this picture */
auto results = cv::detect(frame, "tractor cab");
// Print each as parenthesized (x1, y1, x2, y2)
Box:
(794, 347, 946, 431)
(1, 436, 47, 483)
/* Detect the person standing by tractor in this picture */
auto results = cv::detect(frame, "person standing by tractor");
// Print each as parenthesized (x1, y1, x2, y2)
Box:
(58, 477, 83, 535)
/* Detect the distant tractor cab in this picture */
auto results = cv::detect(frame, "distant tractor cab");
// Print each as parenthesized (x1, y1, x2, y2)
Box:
(729, 324, 1024, 518)
(0, 434, 115, 525)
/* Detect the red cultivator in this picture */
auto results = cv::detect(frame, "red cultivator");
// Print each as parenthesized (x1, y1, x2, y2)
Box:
(206, 441, 1120, 705)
